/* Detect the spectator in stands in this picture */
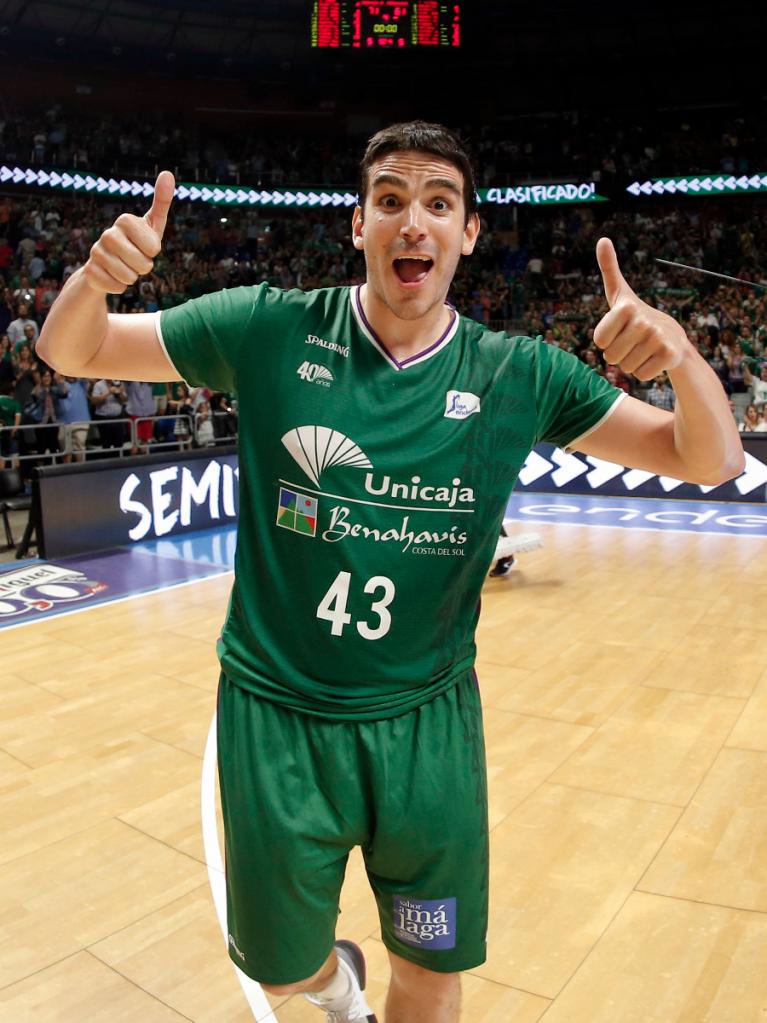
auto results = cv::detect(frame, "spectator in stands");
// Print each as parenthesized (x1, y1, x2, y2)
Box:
(210, 392, 238, 441)
(0, 378, 21, 469)
(743, 361, 767, 408)
(605, 365, 631, 393)
(646, 372, 676, 411)
(581, 348, 602, 372)
(12, 344, 38, 413)
(28, 250, 46, 283)
(0, 333, 13, 386)
(21, 322, 39, 359)
(91, 378, 127, 450)
(195, 400, 215, 446)
(739, 404, 761, 433)
(125, 380, 156, 455)
(150, 378, 168, 415)
(0, 288, 13, 336)
(54, 374, 91, 463)
(0, 239, 13, 279)
(726, 341, 748, 393)
(707, 344, 730, 389)
(694, 302, 720, 341)
(26, 367, 59, 459)
(7, 301, 39, 348)
(170, 382, 194, 450)
(525, 254, 545, 297)
(34, 276, 59, 322)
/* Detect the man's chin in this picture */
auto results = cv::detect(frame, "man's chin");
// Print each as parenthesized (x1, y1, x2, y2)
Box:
(382, 287, 444, 321)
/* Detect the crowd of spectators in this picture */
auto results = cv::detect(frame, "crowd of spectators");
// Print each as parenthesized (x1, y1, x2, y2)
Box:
(2, 100, 766, 191)
(0, 342, 238, 471)
(3, 167, 767, 471)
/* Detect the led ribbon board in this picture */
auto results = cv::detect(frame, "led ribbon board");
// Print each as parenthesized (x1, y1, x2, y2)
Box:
(0, 166, 358, 208)
(3, 166, 609, 208)
(478, 184, 607, 206)
(627, 174, 767, 198)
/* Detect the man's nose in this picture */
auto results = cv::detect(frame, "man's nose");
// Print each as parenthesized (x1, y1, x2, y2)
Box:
(399, 203, 427, 242)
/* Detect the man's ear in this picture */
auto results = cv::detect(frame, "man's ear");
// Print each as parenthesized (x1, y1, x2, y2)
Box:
(461, 212, 480, 256)
(352, 205, 364, 250)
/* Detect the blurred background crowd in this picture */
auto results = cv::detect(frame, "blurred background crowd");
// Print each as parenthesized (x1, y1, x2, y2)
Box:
(3, 99, 766, 190)
(2, 94, 767, 473)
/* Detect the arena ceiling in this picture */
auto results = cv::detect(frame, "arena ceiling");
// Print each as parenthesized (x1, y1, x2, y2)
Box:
(2, 1, 764, 114)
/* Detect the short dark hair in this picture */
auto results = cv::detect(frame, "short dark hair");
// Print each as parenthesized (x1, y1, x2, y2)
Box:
(358, 120, 478, 222)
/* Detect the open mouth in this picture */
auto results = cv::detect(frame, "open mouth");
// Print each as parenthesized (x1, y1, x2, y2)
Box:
(393, 256, 434, 285)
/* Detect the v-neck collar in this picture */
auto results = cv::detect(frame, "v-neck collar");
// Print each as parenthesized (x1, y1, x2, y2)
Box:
(350, 285, 459, 372)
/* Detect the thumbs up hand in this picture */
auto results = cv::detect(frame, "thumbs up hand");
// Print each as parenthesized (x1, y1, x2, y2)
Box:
(82, 171, 175, 294)
(593, 237, 690, 380)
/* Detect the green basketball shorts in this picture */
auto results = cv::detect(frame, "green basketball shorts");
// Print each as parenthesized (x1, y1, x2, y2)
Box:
(216, 669, 489, 985)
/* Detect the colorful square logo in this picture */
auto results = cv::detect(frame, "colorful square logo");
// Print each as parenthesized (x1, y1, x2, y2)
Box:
(277, 487, 318, 537)
(392, 896, 456, 950)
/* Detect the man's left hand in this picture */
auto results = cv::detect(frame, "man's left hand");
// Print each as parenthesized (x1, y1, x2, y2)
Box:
(593, 237, 691, 380)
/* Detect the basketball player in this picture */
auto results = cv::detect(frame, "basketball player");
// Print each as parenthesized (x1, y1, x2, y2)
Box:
(37, 122, 743, 1023)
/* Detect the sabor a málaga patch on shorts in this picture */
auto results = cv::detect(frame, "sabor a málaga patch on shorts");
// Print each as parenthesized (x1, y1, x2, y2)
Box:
(392, 896, 457, 950)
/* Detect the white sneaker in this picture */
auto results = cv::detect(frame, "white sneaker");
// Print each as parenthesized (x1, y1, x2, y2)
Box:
(304, 940, 378, 1022)
(494, 530, 543, 559)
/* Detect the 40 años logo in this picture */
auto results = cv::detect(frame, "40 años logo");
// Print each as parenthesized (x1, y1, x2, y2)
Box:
(0, 564, 106, 619)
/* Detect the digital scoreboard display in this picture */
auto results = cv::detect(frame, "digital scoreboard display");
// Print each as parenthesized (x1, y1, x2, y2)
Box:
(311, 2, 461, 49)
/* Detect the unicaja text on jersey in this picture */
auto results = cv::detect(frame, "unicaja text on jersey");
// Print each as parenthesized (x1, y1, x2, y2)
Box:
(364, 473, 475, 508)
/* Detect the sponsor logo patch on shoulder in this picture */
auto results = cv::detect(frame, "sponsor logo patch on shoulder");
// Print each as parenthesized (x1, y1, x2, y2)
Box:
(444, 390, 480, 420)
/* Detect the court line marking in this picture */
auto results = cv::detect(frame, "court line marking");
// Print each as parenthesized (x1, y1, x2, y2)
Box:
(202, 711, 279, 1021)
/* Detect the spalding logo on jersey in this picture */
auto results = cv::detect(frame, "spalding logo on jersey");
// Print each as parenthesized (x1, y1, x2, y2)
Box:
(281, 426, 373, 486)
(444, 390, 481, 420)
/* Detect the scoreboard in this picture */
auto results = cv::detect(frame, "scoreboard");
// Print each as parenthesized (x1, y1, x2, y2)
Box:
(311, 2, 461, 49)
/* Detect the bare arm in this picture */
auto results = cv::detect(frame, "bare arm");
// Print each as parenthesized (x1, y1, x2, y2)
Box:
(36, 172, 180, 383)
(573, 239, 744, 485)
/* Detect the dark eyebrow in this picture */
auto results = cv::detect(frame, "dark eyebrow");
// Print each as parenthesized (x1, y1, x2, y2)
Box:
(370, 172, 409, 191)
(371, 173, 462, 197)
(424, 178, 463, 197)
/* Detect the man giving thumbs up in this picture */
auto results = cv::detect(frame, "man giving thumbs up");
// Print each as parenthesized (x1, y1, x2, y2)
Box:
(35, 123, 745, 1023)
(37, 171, 178, 382)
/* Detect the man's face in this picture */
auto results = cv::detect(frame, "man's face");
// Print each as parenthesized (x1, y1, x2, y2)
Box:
(352, 150, 479, 323)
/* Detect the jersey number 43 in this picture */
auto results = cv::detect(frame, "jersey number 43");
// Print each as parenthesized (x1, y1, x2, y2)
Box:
(316, 571, 395, 640)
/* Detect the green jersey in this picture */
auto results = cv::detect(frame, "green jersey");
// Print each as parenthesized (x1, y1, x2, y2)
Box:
(0, 395, 20, 427)
(159, 285, 622, 720)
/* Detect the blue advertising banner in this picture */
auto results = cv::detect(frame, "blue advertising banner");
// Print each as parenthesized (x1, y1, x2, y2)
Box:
(33, 436, 766, 560)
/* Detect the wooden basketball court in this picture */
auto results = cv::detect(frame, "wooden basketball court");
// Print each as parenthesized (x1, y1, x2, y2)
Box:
(2, 516, 767, 1021)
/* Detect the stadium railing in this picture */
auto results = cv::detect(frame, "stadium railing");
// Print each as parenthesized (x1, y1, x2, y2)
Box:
(0, 412, 238, 466)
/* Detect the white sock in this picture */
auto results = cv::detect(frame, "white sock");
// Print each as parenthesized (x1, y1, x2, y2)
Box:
(307, 959, 354, 1005)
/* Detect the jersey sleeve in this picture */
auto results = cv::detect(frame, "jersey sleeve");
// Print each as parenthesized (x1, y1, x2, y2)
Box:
(532, 340, 626, 449)
(156, 283, 271, 392)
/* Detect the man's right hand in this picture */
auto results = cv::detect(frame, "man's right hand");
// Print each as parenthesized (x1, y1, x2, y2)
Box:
(82, 171, 175, 294)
